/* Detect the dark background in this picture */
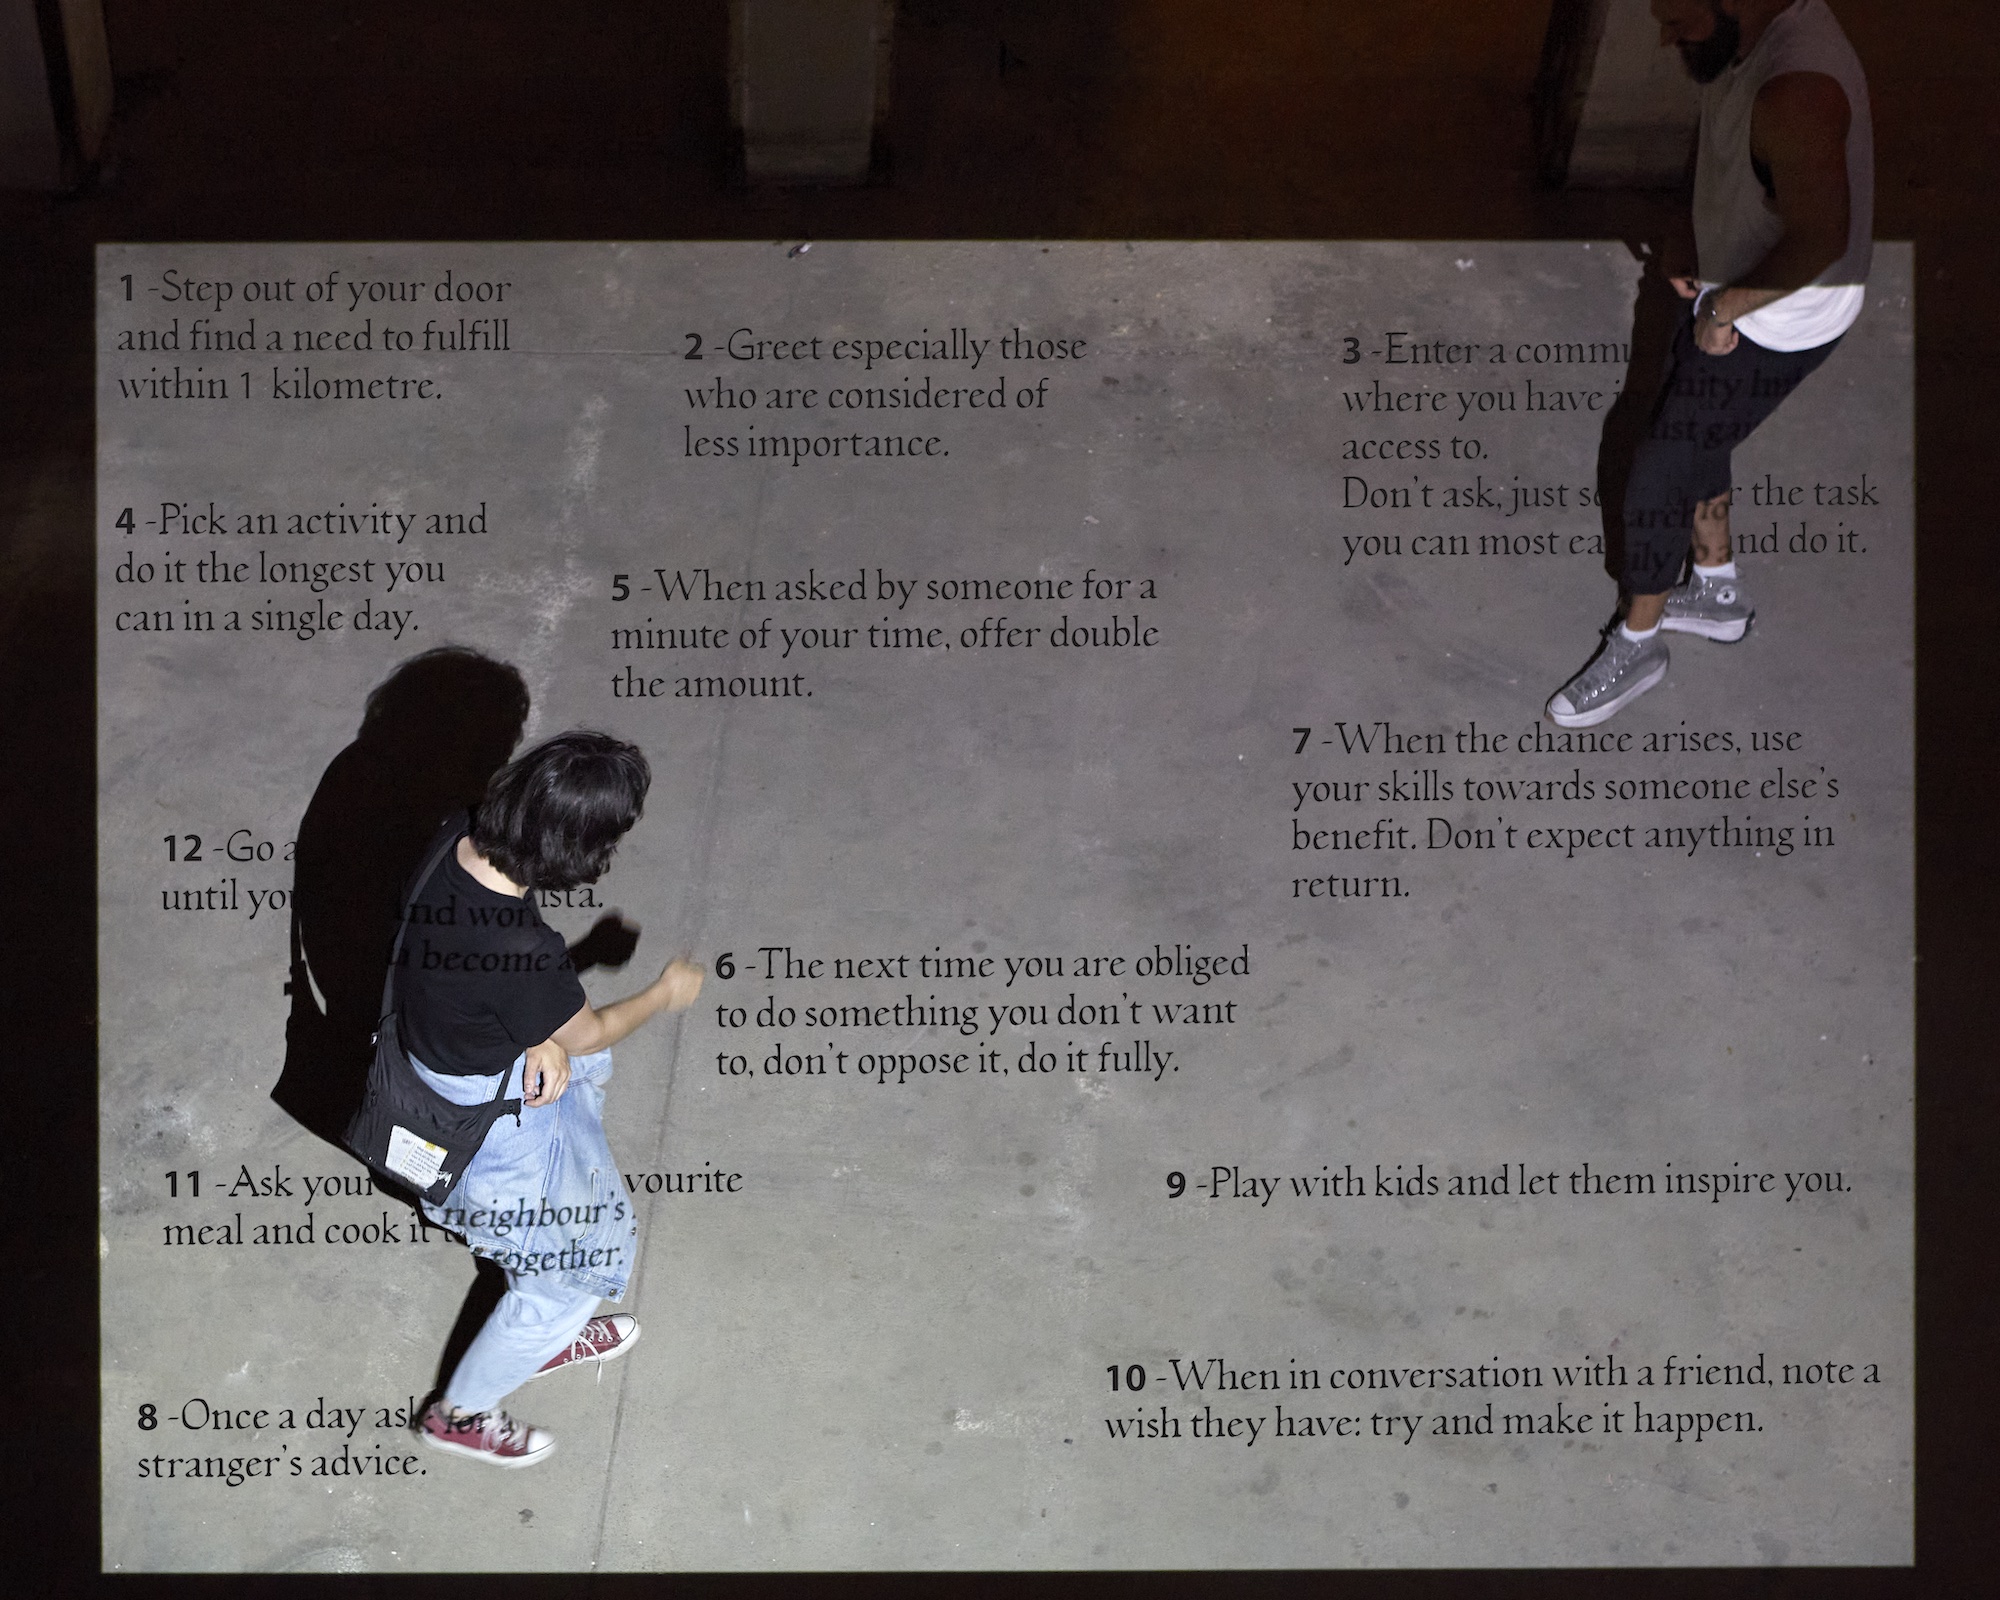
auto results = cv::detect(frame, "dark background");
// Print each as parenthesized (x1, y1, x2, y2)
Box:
(4, 1, 1990, 1590)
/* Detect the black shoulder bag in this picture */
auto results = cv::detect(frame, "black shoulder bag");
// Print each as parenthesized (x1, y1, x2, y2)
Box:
(343, 827, 523, 1205)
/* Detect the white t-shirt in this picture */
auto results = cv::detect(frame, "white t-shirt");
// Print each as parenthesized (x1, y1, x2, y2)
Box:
(1693, 0, 1874, 351)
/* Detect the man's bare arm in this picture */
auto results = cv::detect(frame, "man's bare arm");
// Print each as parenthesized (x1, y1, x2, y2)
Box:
(1704, 70, 1853, 326)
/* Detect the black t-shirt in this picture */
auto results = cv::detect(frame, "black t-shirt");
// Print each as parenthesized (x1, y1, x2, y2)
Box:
(394, 821, 587, 1076)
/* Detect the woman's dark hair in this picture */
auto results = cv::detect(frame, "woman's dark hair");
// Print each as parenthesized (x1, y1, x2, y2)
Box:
(469, 731, 651, 891)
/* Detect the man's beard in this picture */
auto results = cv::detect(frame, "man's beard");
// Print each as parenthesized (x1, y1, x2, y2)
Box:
(1678, 13, 1742, 83)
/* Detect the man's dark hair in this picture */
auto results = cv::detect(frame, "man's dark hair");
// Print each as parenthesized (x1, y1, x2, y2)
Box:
(469, 730, 651, 891)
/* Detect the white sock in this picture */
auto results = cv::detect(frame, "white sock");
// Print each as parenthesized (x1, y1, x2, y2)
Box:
(1694, 560, 1738, 580)
(1619, 621, 1661, 643)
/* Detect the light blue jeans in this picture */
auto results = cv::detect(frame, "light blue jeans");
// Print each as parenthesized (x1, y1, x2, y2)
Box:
(411, 1049, 637, 1413)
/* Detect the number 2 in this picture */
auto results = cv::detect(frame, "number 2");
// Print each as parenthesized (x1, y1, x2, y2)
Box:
(684, 332, 703, 360)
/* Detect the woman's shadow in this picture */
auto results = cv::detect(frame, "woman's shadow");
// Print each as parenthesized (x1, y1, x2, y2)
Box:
(273, 645, 643, 1142)
(271, 646, 532, 1146)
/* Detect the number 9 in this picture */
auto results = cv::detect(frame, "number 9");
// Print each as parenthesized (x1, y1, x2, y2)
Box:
(1167, 1170, 1185, 1198)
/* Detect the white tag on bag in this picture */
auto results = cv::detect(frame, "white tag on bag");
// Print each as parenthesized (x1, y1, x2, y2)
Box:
(386, 1125, 449, 1188)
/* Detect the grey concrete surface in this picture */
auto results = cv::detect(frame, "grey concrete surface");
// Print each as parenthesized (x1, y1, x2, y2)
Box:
(98, 242, 1911, 1570)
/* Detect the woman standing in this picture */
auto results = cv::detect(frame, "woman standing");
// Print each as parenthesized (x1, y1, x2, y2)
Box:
(391, 730, 701, 1467)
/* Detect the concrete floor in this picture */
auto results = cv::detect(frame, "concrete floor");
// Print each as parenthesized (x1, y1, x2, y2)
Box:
(95, 234, 1911, 1569)
(6, 0, 1995, 1583)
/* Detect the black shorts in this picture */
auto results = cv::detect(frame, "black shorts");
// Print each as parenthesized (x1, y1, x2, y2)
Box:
(1621, 312, 1840, 595)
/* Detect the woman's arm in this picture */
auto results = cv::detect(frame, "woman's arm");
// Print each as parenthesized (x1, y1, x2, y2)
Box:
(522, 959, 703, 1106)
(550, 957, 705, 1056)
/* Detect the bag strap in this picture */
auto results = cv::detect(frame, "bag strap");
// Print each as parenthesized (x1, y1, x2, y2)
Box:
(379, 821, 468, 1018)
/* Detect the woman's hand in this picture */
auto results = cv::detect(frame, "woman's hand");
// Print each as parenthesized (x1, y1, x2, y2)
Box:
(654, 958, 704, 1012)
(522, 1038, 572, 1107)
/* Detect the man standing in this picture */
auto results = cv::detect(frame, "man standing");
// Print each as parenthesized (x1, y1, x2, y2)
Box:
(1546, 0, 1873, 728)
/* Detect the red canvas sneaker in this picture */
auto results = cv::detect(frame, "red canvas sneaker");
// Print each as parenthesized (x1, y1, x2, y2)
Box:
(417, 1401, 555, 1468)
(532, 1314, 642, 1380)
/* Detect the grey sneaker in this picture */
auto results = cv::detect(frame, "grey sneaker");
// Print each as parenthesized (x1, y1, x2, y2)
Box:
(1546, 628, 1670, 728)
(1659, 569, 1752, 642)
